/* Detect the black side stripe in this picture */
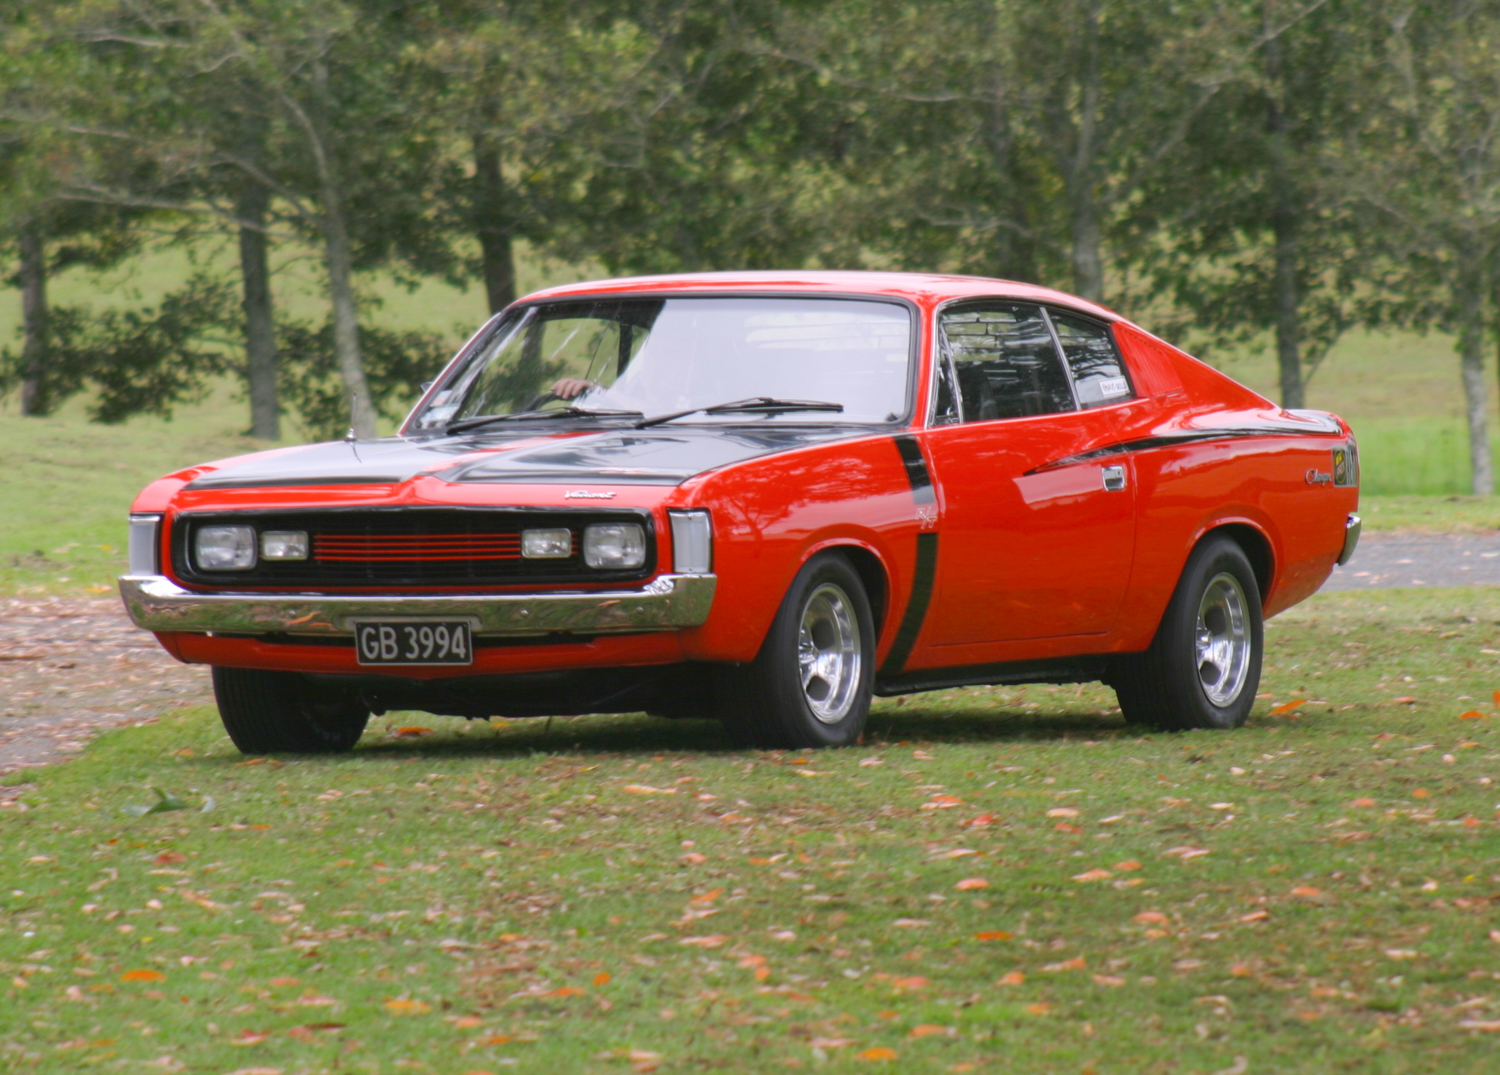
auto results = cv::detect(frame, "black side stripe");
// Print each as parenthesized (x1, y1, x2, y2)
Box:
(882, 434, 938, 676)
(1027, 425, 1342, 475)
(892, 434, 936, 505)
(882, 532, 937, 676)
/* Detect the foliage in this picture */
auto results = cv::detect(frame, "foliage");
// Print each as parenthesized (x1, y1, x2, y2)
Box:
(0, 274, 234, 421)
(275, 318, 454, 440)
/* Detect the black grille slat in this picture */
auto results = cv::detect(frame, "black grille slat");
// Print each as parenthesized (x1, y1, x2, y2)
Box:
(173, 507, 655, 589)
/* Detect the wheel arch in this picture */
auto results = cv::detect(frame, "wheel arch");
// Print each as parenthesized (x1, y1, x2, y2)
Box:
(808, 542, 891, 639)
(1202, 522, 1274, 603)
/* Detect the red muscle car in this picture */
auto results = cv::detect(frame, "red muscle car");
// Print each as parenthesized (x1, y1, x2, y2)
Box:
(120, 272, 1360, 753)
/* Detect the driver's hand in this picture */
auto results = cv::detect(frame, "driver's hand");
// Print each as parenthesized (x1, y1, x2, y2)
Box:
(551, 377, 597, 400)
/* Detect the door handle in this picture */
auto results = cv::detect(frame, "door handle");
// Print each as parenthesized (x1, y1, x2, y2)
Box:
(1101, 464, 1127, 492)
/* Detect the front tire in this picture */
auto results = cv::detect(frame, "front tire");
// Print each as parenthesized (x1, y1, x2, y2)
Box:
(1113, 536, 1263, 731)
(718, 553, 875, 749)
(212, 667, 370, 754)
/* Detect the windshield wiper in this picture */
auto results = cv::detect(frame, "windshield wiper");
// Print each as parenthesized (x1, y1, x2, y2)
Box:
(635, 397, 845, 429)
(446, 407, 644, 435)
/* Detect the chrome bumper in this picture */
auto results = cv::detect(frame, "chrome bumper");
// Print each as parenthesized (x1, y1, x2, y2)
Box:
(1338, 513, 1362, 566)
(118, 573, 717, 638)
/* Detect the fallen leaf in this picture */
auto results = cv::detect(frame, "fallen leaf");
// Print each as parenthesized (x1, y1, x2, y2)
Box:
(1459, 1020, 1500, 1032)
(1239, 910, 1270, 923)
(297, 996, 337, 1007)
(227, 1069, 282, 1075)
(153, 851, 186, 866)
(921, 794, 964, 810)
(908, 1025, 952, 1038)
(891, 976, 928, 991)
(542, 986, 585, 998)
(594, 972, 611, 987)
(1114, 860, 1143, 871)
(690, 888, 724, 905)
(1412, 788, 1431, 799)
(120, 970, 166, 983)
(1291, 886, 1323, 898)
(810, 1037, 855, 1049)
(1133, 912, 1169, 924)
(973, 931, 1012, 941)
(453, 1016, 484, 1029)
(1229, 962, 1253, 977)
(892, 918, 929, 929)
(1459, 711, 1485, 720)
(1488, 930, 1500, 944)
(936, 848, 980, 859)
(1024, 1002, 1051, 1015)
(384, 999, 432, 1015)
(858, 1047, 898, 1061)
(1269, 699, 1307, 716)
(1393, 696, 1417, 705)
(622, 785, 675, 796)
(229, 1030, 269, 1046)
(1041, 957, 1085, 972)
(955, 878, 988, 891)
(1351, 798, 1377, 808)
(393, 726, 431, 737)
(1384, 949, 1419, 960)
(1046, 807, 1080, 819)
(268, 977, 300, 988)
(1163, 846, 1210, 860)
(997, 971, 1025, 986)
(1073, 868, 1112, 883)
(1092, 974, 1126, 987)
(679, 935, 727, 948)
(680, 853, 707, 865)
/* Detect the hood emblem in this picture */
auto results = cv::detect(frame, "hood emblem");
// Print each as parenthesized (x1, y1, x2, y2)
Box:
(565, 490, 616, 500)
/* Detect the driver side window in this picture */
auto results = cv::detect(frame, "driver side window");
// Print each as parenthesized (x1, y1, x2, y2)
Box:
(940, 303, 1075, 423)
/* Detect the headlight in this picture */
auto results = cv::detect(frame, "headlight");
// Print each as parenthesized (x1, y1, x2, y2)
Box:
(195, 525, 257, 571)
(260, 530, 308, 561)
(583, 523, 646, 569)
(128, 514, 161, 575)
(668, 510, 712, 573)
(521, 527, 572, 559)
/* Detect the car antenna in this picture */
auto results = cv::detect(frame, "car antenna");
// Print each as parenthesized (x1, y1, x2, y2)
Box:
(344, 392, 359, 443)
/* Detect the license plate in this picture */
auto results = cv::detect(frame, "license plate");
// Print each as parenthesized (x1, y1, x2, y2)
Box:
(354, 621, 473, 666)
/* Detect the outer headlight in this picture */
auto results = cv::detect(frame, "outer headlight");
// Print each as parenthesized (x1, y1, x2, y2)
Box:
(668, 510, 712, 573)
(128, 514, 161, 575)
(583, 523, 646, 570)
(195, 525, 257, 571)
(521, 528, 572, 559)
(260, 530, 309, 561)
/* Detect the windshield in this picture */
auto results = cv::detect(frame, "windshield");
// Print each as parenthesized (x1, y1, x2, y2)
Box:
(412, 296, 913, 431)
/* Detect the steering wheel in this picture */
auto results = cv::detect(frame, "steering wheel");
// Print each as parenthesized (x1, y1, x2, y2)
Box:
(524, 390, 562, 411)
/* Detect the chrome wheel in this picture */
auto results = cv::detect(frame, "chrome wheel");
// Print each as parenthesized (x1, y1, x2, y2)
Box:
(1195, 572, 1251, 707)
(797, 582, 862, 724)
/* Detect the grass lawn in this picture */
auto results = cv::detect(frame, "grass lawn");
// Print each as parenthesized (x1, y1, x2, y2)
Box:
(4, 587, 1500, 1073)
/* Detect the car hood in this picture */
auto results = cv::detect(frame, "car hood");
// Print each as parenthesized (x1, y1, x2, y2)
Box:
(184, 426, 878, 490)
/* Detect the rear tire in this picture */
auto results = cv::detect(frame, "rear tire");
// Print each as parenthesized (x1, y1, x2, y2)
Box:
(718, 553, 874, 749)
(212, 667, 370, 754)
(1113, 536, 1263, 731)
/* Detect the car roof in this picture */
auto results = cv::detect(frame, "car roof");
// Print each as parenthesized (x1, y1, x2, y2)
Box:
(520, 270, 1123, 323)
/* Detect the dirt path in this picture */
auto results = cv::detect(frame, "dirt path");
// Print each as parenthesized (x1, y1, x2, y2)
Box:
(0, 596, 210, 791)
(1322, 530, 1500, 590)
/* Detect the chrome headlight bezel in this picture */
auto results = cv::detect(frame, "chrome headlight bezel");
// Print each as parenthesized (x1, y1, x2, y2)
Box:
(583, 523, 647, 570)
(194, 525, 257, 572)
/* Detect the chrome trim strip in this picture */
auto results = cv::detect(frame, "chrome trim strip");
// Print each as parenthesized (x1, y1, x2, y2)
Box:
(1338, 513, 1361, 566)
(118, 573, 716, 638)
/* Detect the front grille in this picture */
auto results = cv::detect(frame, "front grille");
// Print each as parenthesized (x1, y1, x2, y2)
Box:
(313, 533, 523, 563)
(172, 507, 654, 588)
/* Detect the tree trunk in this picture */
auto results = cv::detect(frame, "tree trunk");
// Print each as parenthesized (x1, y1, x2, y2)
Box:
(473, 130, 516, 314)
(17, 221, 48, 417)
(236, 181, 280, 440)
(1457, 238, 1492, 496)
(1067, 0, 1105, 302)
(1264, 8, 1304, 410)
(309, 59, 376, 439)
(984, 69, 1037, 283)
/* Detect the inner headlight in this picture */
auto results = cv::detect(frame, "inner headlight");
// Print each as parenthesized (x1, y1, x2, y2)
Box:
(195, 525, 257, 571)
(521, 527, 572, 559)
(583, 523, 646, 569)
(260, 530, 308, 561)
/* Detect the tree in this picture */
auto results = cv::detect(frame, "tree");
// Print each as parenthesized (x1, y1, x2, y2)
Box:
(1344, 1, 1500, 495)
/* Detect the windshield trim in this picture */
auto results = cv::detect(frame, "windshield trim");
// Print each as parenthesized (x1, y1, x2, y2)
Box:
(401, 291, 922, 436)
